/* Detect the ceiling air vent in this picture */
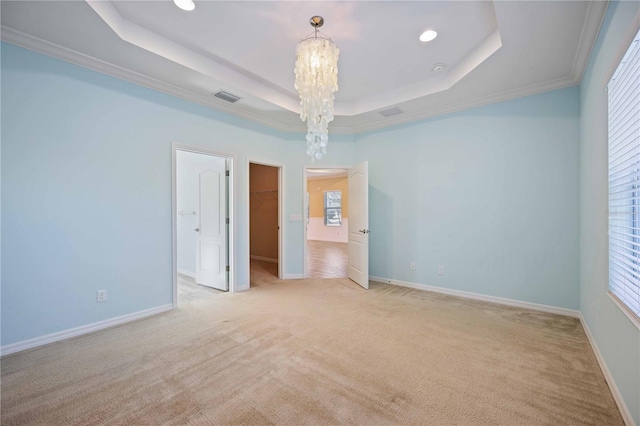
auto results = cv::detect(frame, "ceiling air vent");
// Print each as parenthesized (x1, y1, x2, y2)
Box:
(213, 90, 242, 103)
(379, 107, 403, 118)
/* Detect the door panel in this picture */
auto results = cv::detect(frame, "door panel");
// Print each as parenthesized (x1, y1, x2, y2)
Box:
(348, 161, 369, 289)
(196, 159, 228, 291)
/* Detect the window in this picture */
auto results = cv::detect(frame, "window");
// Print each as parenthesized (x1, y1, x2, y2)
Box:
(324, 190, 342, 226)
(608, 28, 640, 322)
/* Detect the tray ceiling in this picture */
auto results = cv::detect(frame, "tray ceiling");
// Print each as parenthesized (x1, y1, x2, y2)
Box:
(0, 1, 607, 133)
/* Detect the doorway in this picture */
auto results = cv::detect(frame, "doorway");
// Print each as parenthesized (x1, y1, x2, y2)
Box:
(303, 162, 370, 289)
(172, 145, 235, 307)
(305, 168, 349, 278)
(248, 160, 284, 285)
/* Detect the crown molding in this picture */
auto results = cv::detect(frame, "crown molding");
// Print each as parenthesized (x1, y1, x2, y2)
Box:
(0, 26, 307, 134)
(351, 76, 579, 135)
(338, 28, 502, 116)
(570, 0, 609, 83)
(1, 24, 588, 137)
(87, 0, 502, 118)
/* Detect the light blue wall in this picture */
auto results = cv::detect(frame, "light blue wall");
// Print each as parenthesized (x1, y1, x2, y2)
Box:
(0, 42, 354, 346)
(579, 1, 640, 423)
(356, 87, 581, 309)
(2, 9, 637, 418)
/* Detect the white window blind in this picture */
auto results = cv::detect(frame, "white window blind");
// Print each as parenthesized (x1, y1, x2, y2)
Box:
(324, 190, 342, 226)
(608, 28, 640, 320)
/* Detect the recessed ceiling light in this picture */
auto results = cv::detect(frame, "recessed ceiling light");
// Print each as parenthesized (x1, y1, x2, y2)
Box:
(419, 30, 438, 43)
(174, 0, 195, 11)
(432, 63, 447, 72)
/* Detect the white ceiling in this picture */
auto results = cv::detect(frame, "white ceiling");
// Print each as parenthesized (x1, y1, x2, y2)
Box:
(307, 169, 348, 179)
(0, 1, 607, 134)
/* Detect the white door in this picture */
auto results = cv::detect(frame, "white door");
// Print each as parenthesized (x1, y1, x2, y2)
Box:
(195, 158, 228, 291)
(348, 161, 369, 289)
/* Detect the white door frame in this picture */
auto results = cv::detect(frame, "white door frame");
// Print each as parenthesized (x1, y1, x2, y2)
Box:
(302, 164, 351, 278)
(247, 158, 285, 282)
(172, 143, 237, 308)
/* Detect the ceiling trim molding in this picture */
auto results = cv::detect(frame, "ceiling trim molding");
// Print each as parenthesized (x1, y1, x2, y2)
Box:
(0, 24, 588, 137)
(570, 0, 609, 83)
(338, 28, 502, 116)
(351, 76, 579, 135)
(84, 0, 301, 114)
(0, 26, 307, 134)
(88, 0, 504, 118)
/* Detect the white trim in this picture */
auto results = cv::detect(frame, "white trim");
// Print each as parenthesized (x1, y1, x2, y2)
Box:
(177, 269, 196, 279)
(350, 77, 578, 134)
(84, 0, 300, 114)
(579, 314, 636, 426)
(570, 0, 609, 83)
(0, 27, 306, 134)
(247, 158, 286, 283)
(0, 304, 172, 357)
(284, 274, 304, 280)
(0, 25, 595, 137)
(302, 165, 352, 278)
(608, 292, 640, 331)
(250, 255, 278, 264)
(369, 276, 580, 318)
(172, 143, 237, 304)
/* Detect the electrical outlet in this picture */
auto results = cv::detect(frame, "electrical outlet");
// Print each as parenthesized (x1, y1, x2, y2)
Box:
(438, 266, 444, 275)
(97, 290, 107, 303)
(410, 262, 416, 271)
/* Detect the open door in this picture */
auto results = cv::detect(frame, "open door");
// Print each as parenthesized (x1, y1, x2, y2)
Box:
(195, 158, 228, 291)
(348, 161, 369, 289)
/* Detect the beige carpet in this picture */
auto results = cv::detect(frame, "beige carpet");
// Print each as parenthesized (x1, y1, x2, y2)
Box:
(1, 265, 623, 425)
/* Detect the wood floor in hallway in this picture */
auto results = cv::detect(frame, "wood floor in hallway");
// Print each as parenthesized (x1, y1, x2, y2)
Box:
(307, 240, 348, 278)
(177, 273, 224, 304)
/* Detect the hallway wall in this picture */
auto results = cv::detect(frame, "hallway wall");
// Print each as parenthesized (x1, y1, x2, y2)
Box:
(307, 176, 349, 243)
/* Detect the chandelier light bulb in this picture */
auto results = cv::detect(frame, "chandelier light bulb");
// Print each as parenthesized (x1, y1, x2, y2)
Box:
(174, 0, 195, 11)
(294, 16, 339, 162)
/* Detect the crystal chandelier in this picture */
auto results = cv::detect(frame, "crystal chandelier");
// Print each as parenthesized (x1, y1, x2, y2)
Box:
(294, 16, 339, 162)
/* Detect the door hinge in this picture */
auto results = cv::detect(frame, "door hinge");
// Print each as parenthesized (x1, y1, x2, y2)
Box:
(226, 218, 230, 224)
(226, 265, 230, 272)
(226, 170, 230, 176)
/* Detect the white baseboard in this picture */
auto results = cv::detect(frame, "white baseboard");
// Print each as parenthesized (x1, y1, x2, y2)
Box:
(177, 268, 195, 278)
(284, 274, 304, 280)
(368, 275, 632, 424)
(1, 304, 173, 357)
(579, 314, 635, 426)
(369, 276, 580, 318)
(250, 255, 278, 264)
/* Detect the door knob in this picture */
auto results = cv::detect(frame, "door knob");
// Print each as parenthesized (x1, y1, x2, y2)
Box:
(359, 229, 370, 234)
(194, 228, 200, 232)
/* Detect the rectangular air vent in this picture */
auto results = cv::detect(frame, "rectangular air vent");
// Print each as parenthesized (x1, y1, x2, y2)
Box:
(379, 107, 404, 118)
(213, 90, 242, 103)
